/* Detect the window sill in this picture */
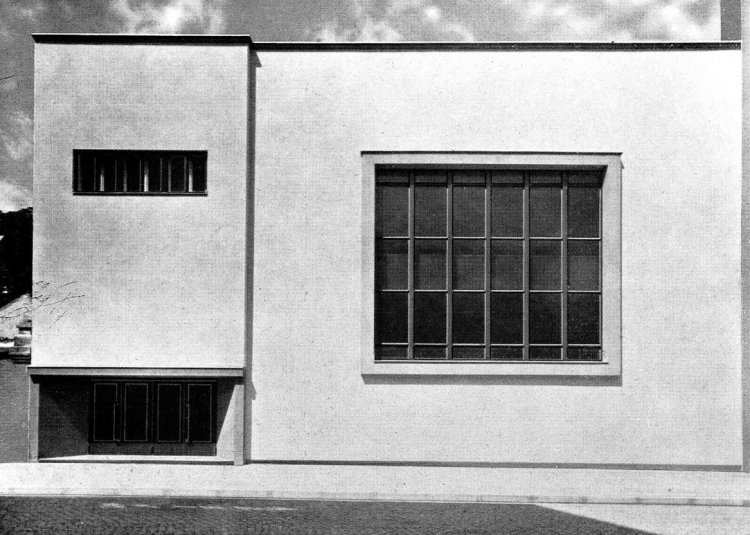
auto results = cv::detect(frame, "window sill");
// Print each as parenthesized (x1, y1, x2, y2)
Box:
(362, 359, 620, 377)
(72, 192, 208, 196)
(38, 455, 232, 465)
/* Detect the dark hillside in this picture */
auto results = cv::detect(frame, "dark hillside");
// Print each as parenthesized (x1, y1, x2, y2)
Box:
(0, 208, 32, 309)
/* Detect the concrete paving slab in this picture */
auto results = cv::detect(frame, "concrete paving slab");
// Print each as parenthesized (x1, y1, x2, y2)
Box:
(1, 463, 749, 507)
(543, 504, 750, 535)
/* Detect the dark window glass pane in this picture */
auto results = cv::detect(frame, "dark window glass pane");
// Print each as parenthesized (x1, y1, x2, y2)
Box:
(188, 384, 212, 443)
(491, 186, 523, 237)
(377, 169, 409, 184)
(415, 187, 446, 236)
(530, 171, 562, 185)
(567, 347, 601, 361)
(414, 346, 446, 359)
(568, 241, 600, 291)
(453, 186, 484, 237)
(192, 156, 207, 193)
(491, 240, 522, 290)
(161, 158, 170, 192)
(375, 292, 407, 343)
(414, 293, 446, 343)
(491, 170, 523, 185)
(529, 347, 561, 360)
(124, 156, 141, 192)
(569, 171, 600, 186)
(114, 157, 126, 192)
(415, 171, 446, 184)
(78, 153, 96, 192)
(453, 240, 484, 290)
(375, 346, 408, 360)
(170, 156, 186, 193)
(452, 347, 484, 360)
(453, 171, 484, 184)
(490, 347, 523, 360)
(98, 157, 116, 192)
(568, 187, 600, 237)
(529, 293, 561, 344)
(530, 240, 561, 290)
(491, 293, 523, 344)
(452, 293, 484, 343)
(146, 156, 163, 192)
(157, 384, 182, 442)
(376, 185, 408, 237)
(376, 239, 408, 290)
(93, 383, 117, 442)
(415, 239, 445, 290)
(568, 293, 600, 344)
(123, 383, 148, 442)
(530, 187, 560, 237)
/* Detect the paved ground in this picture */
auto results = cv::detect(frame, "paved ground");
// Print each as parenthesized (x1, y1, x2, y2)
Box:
(545, 504, 750, 535)
(0, 497, 653, 534)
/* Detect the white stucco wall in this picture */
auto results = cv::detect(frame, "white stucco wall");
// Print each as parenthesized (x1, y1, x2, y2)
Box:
(250, 49, 742, 466)
(33, 43, 248, 368)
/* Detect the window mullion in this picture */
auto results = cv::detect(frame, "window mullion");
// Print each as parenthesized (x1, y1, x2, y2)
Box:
(408, 172, 415, 360)
(76, 152, 82, 192)
(523, 173, 530, 360)
(484, 171, 491, 359)
(446, 172, 453, 359)
(562, 174, 568, 361)
(188, 158, 194, 193)
(143, 158, 150, 192)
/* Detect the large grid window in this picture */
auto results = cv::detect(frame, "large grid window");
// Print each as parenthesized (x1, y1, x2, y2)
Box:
(73, 150, 207, 194)
(374, 168, 602, 362)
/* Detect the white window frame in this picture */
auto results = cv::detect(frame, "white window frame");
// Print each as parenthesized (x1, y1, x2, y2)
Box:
(361, 152, 622, 376)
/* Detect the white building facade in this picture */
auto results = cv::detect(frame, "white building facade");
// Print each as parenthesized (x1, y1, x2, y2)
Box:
(28, 35, 744, 470)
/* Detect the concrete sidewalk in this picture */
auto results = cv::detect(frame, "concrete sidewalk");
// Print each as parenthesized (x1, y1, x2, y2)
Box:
(0, 462, 749, 507)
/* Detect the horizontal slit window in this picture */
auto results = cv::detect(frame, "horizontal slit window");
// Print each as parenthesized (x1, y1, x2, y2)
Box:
(74, 150, 207, 194)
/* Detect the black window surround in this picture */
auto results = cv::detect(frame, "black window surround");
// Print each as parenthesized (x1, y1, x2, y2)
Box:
(73, 150, 208, 195)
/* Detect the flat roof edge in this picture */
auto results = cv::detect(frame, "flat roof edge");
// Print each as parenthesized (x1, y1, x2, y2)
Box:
(31, 35, 739, 50)
(32, 33, 251, 45)
(253, 41, 740, 51)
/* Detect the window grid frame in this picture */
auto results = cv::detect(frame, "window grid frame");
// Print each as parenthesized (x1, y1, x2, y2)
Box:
(375, 168, 602, 362)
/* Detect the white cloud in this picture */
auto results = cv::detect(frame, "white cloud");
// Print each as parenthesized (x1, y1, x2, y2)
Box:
(111, 0, 225, 33)
(423, 5, 442, 22)
(18, 0, 46, 22)
(313, 17, 404, 42)
(309, 0, 475, 42)
(0, 182, 31, 212)
(641, 1, 718, 40)
(443, 22, 475, 41)
(0, 111, 32, 162)
(506, 0, 718, 41)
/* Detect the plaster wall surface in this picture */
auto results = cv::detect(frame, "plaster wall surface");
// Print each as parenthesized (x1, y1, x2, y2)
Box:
(250, 50, 742, 465)
(32, 44, 248, 369)
(0, 360, 29, 462)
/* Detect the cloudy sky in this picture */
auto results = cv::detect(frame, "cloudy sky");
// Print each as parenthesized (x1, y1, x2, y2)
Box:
(0, 0, 726, 211)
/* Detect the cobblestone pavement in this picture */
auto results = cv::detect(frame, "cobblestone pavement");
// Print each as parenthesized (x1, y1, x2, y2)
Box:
(0, 497, 654, 534)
